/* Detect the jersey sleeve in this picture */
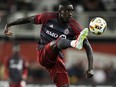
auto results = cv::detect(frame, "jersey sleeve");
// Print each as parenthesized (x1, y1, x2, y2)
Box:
(34, 12, 57, 25)
(34, 12, 47, 24)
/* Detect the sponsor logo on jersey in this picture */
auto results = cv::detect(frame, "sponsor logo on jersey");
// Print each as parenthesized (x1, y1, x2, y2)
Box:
(9, 59, 23, 70)
(46, 30, 58, 38)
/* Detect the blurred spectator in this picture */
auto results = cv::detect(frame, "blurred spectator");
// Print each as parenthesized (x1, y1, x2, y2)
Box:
(104, 63, 116, 83)
(102, 0, 116, 11)
(16, 0, 35, 11)
(4, 42, 28, 87)
(0, 62, 5, 80)
(82, 0, 106, 11)
(68, 0, 83, 10)
(28, 62, 52, 84)
(0, 0, 16, 13)
(68, 62, 84, 84)
(93, 67, 106, 84)
(0, 0, 16, 29)
(0, 0, 10, 10)
(53, 0, 83, 11)
(38, 0, 59, 12)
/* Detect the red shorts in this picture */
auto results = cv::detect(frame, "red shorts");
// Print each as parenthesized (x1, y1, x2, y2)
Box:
(9, 81, 26, 87)
(10, 83, 21, 87)
(36, 43, 70, 87)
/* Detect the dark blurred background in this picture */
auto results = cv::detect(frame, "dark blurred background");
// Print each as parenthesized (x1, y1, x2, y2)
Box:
(0, 0, 116, 87)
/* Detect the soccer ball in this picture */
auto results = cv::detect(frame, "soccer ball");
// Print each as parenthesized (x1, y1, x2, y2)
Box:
(89, 17, 107, 35)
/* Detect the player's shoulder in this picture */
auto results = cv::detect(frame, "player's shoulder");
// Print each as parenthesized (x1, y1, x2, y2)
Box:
(70, 18, 80, 25)
(42, 12, 58, 18)
(70, 18, 82, 30)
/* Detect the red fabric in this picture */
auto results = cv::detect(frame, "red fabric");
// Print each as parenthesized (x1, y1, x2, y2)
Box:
(34, 12, 57, 24)
(22, 69, 28, 77)
(70, 18, 82, 37)
(9, 83, 22, 87)
(22, 59, 28, 77)
(55, 73, 70, 87)
(36, 43, 69, 86)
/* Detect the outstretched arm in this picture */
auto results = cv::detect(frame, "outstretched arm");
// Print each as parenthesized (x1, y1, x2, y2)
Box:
(4, 16, 35, 37)
(7, 16, 35, 27)
(83, 38, 94, 78)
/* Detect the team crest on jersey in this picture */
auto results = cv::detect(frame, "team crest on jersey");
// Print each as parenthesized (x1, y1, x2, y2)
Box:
(64, 29, 69, 35)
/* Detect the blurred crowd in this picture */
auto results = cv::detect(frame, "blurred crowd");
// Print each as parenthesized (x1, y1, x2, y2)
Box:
(67, 60, 116, 85)
(0, 59, 116, 85)
(0, 0, 116, 13)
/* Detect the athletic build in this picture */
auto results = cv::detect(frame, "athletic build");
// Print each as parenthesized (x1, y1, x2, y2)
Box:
(4, 1, 94, 87)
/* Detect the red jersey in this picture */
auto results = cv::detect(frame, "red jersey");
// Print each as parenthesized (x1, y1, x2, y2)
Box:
(34, 12, 82, 45)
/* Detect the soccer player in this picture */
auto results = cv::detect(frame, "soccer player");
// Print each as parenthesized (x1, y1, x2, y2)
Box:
(4, 43, 28, 87)
(4, 1, 94, 87)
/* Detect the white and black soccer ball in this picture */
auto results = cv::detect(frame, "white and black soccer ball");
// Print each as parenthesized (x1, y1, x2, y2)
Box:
(89, 17, 107, 35)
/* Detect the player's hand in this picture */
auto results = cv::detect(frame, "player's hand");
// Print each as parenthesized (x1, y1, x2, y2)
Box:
(4, 24, 13, 37)
(85, 69, 94, 78)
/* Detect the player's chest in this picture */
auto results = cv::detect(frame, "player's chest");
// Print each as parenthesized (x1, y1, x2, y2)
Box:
(42, 19, 75, 39)
(9, 59, 23, 70)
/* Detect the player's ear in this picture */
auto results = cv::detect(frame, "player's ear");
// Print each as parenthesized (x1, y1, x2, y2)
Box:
(58, 5, 63, 12)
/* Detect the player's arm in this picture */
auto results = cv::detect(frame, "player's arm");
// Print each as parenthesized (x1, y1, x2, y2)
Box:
(7, 16, 35, 27)
(4, 16, 36, 37)
(4, 13, 44, 37)
(83, 38, 94, 78)
(22, 60, 29, 80)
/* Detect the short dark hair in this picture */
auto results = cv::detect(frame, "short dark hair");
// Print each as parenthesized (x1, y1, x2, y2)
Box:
(58, 0, 72, 11)
(59, 0, 72, 7)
